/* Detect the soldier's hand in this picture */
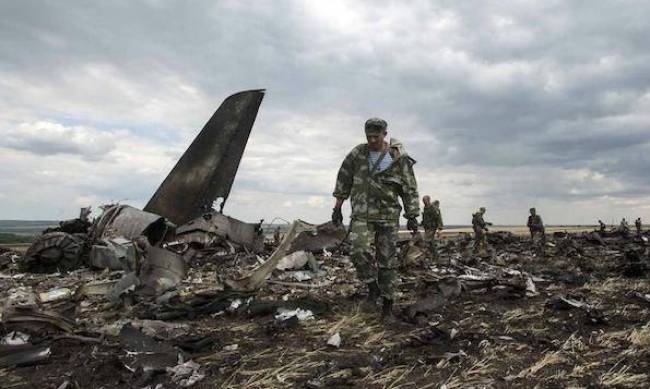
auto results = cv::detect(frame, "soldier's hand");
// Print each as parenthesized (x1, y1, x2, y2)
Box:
(407, 217, 419, 233)
(332, 207, 343, 226)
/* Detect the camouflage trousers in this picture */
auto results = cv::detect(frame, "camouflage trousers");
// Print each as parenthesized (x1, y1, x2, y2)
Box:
(473, 227, 487, 255)
(424, 228, 438, 259)
(530, 229, 546, 255)
(349, 220, 398, 299)
(530, 228, 546, 245)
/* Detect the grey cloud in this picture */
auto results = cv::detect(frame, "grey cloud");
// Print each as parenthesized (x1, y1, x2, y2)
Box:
(1, 0, 650, 223)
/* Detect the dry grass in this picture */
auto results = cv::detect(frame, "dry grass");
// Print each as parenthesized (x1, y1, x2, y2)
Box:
(515, 351, 567, 378)
(599, 365, 648, 388)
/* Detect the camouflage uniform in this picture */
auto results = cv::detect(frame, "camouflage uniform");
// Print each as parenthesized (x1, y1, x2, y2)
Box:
(527, 214, 545, 245)
(333, 138, 419, 299)
(422, 204, 443, 259)
(472, 211, 489, 255)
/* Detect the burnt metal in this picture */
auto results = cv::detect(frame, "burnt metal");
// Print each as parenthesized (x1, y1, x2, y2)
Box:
(144, 89, 265, 225)
(92, 204, 171, 245)
(21, 232, 85, 273)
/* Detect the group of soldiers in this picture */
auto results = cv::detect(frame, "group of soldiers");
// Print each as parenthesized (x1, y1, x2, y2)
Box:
(330, 118, 645, 321)
(329, 118, 554, 320)
(598, 217, 644, 238)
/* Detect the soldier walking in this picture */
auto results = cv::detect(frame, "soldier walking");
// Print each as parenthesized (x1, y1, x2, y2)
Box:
(635, 218, 642, 237)
(332, 117, 420, 320)
(472, 207, 492, 255)
(527, 208, 546, 254)
(421, 196, 443, 260)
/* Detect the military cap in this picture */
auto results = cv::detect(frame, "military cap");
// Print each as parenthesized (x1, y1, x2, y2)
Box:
(479, 207, 486, 212)
(530, 207, 536, 212)
(364, 117, 387, 133)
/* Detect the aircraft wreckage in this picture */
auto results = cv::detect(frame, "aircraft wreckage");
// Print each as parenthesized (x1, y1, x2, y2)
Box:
(19, 90, 346, 295)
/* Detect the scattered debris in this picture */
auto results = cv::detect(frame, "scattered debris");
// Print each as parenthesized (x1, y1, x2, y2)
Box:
(0, 344, 51, 367)
(167, 360, 205, 387)
(327, 332, 341, 348)
(21, 232, 85, 273)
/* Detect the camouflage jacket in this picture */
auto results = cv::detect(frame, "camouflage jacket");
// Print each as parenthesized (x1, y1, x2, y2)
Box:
(472, 213, 487, 231)
(422, 205, 443, 230)
(527, 215, 544, 231)
(333, 138, 420, 222)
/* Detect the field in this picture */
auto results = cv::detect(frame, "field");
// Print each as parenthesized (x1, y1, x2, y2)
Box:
(1, 227, 649, 388)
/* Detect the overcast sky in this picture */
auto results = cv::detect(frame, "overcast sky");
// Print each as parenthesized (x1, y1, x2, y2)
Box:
(1, 0, 649, 225)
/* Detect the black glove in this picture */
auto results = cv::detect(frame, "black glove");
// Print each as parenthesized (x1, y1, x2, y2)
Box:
(332, 207, 343, 226)
(407, 217, 418, 232)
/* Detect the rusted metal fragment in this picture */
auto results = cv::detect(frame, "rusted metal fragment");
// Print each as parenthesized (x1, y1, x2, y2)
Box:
(21, 232, 85, 273)
(144, 89, 265, 225)
(92, 204, 172, 245)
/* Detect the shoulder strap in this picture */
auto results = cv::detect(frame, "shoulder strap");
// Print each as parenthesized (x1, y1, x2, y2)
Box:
(370, 149, 388, 175)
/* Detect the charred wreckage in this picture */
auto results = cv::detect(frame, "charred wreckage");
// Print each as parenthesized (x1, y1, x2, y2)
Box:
(2, 91, 650, 388)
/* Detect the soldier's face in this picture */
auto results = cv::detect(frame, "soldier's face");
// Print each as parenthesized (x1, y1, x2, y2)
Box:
(366, 130, 386, 151)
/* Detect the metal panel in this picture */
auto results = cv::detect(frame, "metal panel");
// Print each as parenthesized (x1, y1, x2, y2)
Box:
(144, 89, 265, 225)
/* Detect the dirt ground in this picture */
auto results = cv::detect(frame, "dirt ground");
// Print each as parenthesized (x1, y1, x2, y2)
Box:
(2, 228, 650, 388)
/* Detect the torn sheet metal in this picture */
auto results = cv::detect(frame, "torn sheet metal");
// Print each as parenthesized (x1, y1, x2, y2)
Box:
(288, 221, 347, 253)
(176, 212, 264, 252)
(92, 204, 172, 245)
(0, 344, 51, 367)
(21, 232, 85, 273)
(226, 220, 344, 291)
(138, 247, 187, 296)
(89, 237, 137, 271)
(120, 324, 179, 373)
(2, 306, 75, 333)
(144, 90, 265, 225)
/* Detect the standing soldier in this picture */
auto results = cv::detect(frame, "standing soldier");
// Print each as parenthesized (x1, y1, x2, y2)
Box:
(598, 220, 606, 233)
(635, 218, 642, 237)
(332, 117, 420, 320)
(421, 196, 443, 260)
(472, 207, 492, 255)
(527, 208, 546, 253)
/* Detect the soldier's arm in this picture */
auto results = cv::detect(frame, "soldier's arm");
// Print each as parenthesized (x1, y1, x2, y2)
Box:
(332, 150, 355, 202)
(437, 211, 443, 229)
(400, 157, 420, 219)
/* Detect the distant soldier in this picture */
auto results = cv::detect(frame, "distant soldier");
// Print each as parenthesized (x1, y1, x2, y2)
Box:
(273, 226, 282, 245)
(635, 218, 642, 237)
(598, 220, 606, 233)
(619, 218, 630, 238)
(472, 207, 492, 255)
(332, 117, 420, 320)
(421, 196, 443, 259)
(527, 208, 546, 253)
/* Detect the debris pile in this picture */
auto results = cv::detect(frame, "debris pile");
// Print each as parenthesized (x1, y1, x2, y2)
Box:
(2, 224, 650, 387)
(2, 91, 650, 386)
